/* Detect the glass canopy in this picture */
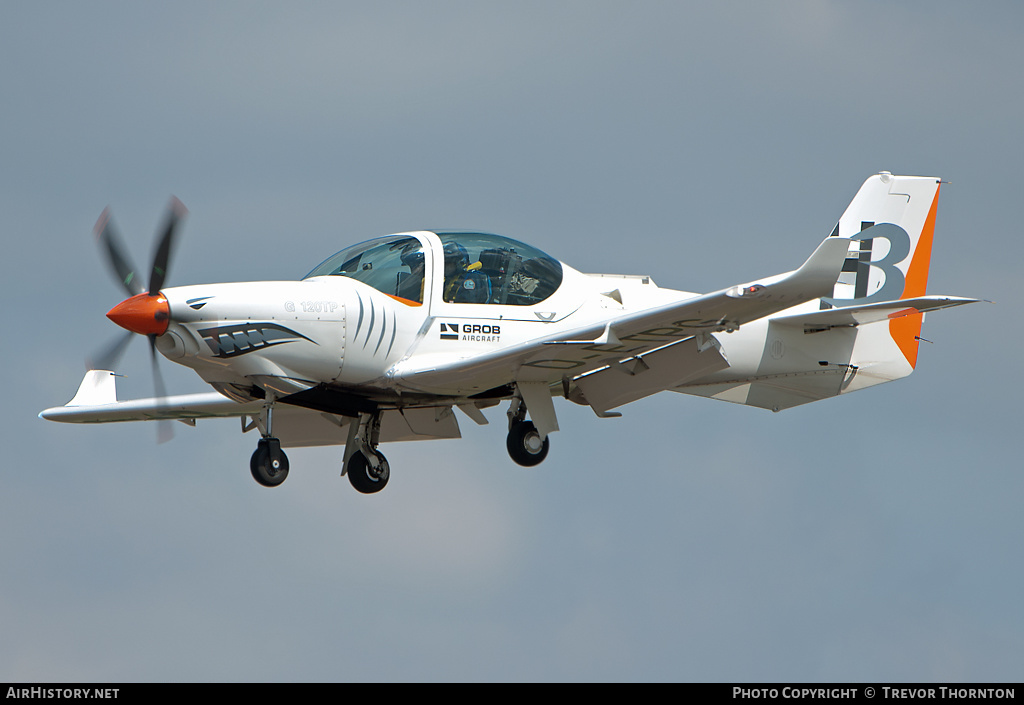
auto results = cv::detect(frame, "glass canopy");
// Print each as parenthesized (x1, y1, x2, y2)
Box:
(305, 232, 563, 307)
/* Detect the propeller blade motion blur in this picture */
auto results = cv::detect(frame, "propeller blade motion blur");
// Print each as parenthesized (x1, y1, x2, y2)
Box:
(88, 198, 186, 443)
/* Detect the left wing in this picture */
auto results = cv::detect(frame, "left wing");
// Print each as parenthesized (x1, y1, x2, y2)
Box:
(40, 370, 461, 447)
(394, 236, 851, 395)
(39, 370, 261, 423)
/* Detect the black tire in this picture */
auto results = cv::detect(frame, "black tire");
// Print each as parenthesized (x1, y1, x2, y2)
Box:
(250, 439, 289, 487)
(506, 420, 549, 467)
(347, 450, 390, 494)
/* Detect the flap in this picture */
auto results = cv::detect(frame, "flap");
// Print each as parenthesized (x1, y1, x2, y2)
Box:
(271, 406, 461, 447)
(574, 335, 730, 414)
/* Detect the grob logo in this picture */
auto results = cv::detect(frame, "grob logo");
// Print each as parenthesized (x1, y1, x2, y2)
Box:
(439, 322, 501, 342)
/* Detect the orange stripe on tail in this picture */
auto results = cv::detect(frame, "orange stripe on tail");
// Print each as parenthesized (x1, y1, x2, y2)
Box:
(889, 183, 940, 367)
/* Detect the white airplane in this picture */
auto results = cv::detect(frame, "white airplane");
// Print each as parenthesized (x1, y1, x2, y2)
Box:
(41, 173, 978, 493)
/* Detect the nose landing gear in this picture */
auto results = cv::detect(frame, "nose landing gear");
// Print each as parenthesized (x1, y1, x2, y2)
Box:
(249, 399, 290, 488)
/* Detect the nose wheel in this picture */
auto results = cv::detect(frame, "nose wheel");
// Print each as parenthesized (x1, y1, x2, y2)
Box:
(250, 437, 290, 487)
(249, 401, 289, 487)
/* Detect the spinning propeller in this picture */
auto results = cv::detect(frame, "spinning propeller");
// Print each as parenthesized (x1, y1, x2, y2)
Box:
(90, 198, 187, 442)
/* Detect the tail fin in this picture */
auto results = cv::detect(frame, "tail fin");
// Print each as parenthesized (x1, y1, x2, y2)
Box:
(674, 172, 977, 412)
(821, 172, 941, 367)
(823, 172, 940, 306)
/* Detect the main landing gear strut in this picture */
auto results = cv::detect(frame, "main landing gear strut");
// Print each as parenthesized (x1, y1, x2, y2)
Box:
(505, 396, 550, 467)
(342, 411, 390, 494)
(248, 390, 553, 491)
(250, 400, 290, 487)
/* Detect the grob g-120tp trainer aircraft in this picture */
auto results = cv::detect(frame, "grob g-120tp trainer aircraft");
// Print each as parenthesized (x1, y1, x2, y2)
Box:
(41, 173, 978, 494)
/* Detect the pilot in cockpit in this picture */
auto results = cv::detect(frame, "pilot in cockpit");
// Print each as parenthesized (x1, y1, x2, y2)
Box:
(397, 246, 426, 303)
(443, 241, 492, 304)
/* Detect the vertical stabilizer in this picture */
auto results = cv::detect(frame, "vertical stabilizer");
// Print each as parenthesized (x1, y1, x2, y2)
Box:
(822, 172, 941, 367)
(673, 173, 971, 412)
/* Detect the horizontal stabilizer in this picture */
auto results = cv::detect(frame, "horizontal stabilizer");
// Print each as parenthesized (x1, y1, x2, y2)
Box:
(773, 295, 982, 332)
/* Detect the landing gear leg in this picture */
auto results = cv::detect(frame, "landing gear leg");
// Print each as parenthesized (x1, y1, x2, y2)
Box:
(250, 399, 289, 487)
(343, 411, 390, 494)
(506, 397, 550, 467)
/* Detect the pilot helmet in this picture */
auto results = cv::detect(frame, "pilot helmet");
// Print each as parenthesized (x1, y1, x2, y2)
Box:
(400, 247, 425, 270)
(442, 241, 470, 275)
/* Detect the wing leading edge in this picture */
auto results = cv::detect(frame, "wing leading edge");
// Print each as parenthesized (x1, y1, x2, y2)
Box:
(39, 370, 259, 423)
(40, 370, 461, 447)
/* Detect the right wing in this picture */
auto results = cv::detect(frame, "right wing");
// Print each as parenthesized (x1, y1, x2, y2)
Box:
(394, 236, 852, 395)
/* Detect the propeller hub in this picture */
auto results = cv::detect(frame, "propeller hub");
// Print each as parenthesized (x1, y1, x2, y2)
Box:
(107, 293, 170, 336)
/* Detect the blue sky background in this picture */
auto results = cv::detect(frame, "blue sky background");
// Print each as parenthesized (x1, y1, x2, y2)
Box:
(2, 1, 1020, 681)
